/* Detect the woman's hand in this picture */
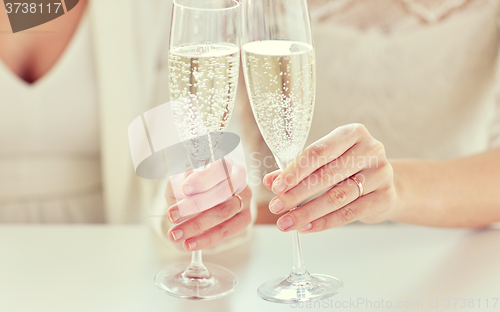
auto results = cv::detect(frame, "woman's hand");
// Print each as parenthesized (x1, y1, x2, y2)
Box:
(263, 123, 398, 233)
(165, 158, 252, 251)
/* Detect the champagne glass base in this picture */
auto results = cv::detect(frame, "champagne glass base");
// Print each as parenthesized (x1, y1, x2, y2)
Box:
(155, 262, 237, 300)
(257, 272, 343, 304)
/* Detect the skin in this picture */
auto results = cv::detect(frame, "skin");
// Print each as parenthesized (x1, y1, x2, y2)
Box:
(0, 0, 88, 83)
(261, 123, 500, 232)
(165, 159, 252, 251)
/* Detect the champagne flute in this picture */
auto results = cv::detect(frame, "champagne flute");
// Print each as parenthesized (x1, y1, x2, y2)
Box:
(241, 0, 343, 303)
(154, 0, 241, 300)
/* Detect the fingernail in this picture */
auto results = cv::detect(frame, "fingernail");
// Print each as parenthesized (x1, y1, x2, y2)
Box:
(277, 215, 294, 231)
(187, 241, 197, 251)
(182, 184, 194, 196)
(170, 229, 183, 241)
(168, 208, 181, 223)
(269, 197, 283, 213)
(272, 175, 286, 194)
(301, 223, 312, 231)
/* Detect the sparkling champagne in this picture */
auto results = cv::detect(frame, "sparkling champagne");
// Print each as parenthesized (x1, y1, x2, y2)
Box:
(169, 43, 240, 139)
(242, 40, 315, 164)
(169, 43, 240, 162)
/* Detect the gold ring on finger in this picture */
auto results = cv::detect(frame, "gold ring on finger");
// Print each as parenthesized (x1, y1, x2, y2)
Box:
(349, 176, 364, 200)
(234, 194, 243, 213)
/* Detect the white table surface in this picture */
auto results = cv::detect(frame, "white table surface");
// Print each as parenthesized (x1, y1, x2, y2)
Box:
(0, 224, 499, 312)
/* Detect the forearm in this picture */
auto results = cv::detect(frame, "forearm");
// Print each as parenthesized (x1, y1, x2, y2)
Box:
(390, 147, 500, 228)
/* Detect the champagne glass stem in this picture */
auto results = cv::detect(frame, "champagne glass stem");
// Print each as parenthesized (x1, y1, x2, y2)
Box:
(255, 154, 343, 303)
(181, 147, 213, 282)
(292, 230, 307, 275)
(192, 250, 203, 267)
(276, 157, 308, 277)
(182, 250, 211, 279)
(182, 135, 217, 280)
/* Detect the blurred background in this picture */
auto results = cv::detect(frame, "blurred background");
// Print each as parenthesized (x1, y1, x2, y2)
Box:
(0, 0, 499, 225)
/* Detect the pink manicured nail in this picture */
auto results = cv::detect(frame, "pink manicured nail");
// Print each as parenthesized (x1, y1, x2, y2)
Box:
(168, 208, 181, 223)
(187, 241, 197, 250)
(301, 223, 312, 231)
(182, 184, 194, 196)
(170, 229, 183, 241)
(277, 216, 294, 230)
(269, 198, 283, 213)
(272, 175, 286, 194)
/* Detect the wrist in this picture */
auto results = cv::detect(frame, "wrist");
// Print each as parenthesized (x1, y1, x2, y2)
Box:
(386, 160, 410, 222)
